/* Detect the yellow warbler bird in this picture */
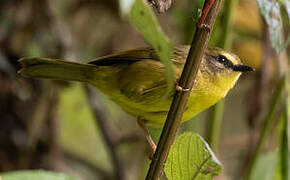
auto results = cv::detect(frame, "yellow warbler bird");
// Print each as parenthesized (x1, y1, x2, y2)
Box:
(18, 45, 253, 149)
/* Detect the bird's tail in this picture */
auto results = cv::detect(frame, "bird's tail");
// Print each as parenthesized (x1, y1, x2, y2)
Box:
(18, 57, 98, 83)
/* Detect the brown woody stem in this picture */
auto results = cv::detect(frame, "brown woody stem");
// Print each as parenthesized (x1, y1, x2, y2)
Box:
(145, 0, 222, 179)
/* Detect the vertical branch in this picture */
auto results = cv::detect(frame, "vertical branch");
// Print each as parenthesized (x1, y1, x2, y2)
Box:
(145, 0, 222, 179)
(206, 0, 238, 152)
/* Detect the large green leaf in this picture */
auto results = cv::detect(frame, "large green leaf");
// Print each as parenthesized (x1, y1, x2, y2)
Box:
(257, 0, 290, 54)
(119, 0, 174, 96)
(164, 132, 222, 180)
(0, 170, 76, 180)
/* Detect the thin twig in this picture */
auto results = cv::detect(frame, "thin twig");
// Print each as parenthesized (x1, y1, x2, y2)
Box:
(84, 85, 126, 180)
(145, 0, 222, 179)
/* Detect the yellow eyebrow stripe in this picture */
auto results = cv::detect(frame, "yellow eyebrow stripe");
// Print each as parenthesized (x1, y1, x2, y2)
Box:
(222, 52, 241, 65)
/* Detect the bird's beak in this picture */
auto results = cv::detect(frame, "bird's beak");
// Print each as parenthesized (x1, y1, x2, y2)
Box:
(232, 64, 254, 72)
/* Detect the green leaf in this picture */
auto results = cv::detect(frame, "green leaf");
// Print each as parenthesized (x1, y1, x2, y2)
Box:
(119, 0, 174, 96)
(164, 132, 222, 180)
(257, 0, 289, 54)
(0, 170, 76, 180)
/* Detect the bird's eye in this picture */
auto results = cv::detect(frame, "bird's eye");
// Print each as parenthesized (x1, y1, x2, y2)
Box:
(217, 55, 227, 63)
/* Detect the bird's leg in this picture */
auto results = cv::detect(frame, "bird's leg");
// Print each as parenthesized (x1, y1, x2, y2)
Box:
(137, 117, 156, 158)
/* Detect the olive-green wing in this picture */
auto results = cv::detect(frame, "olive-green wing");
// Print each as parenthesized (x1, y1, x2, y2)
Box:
(88, 46, 187, 107)
(89, 48, 166, 103)
(118, 59, 171, 104)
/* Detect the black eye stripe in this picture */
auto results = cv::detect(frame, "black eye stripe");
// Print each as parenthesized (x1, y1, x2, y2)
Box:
(217, 55, 234, 68)
(210, 55, 234, 69)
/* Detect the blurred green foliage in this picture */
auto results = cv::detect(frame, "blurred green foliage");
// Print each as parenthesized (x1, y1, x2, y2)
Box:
(59, 83, 111, 171)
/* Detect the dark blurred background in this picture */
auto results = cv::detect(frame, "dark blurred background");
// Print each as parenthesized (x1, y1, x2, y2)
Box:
(0, 0, 288, 179)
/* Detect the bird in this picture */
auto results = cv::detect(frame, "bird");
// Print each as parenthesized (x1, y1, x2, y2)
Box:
(18, 45, 253, 152)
